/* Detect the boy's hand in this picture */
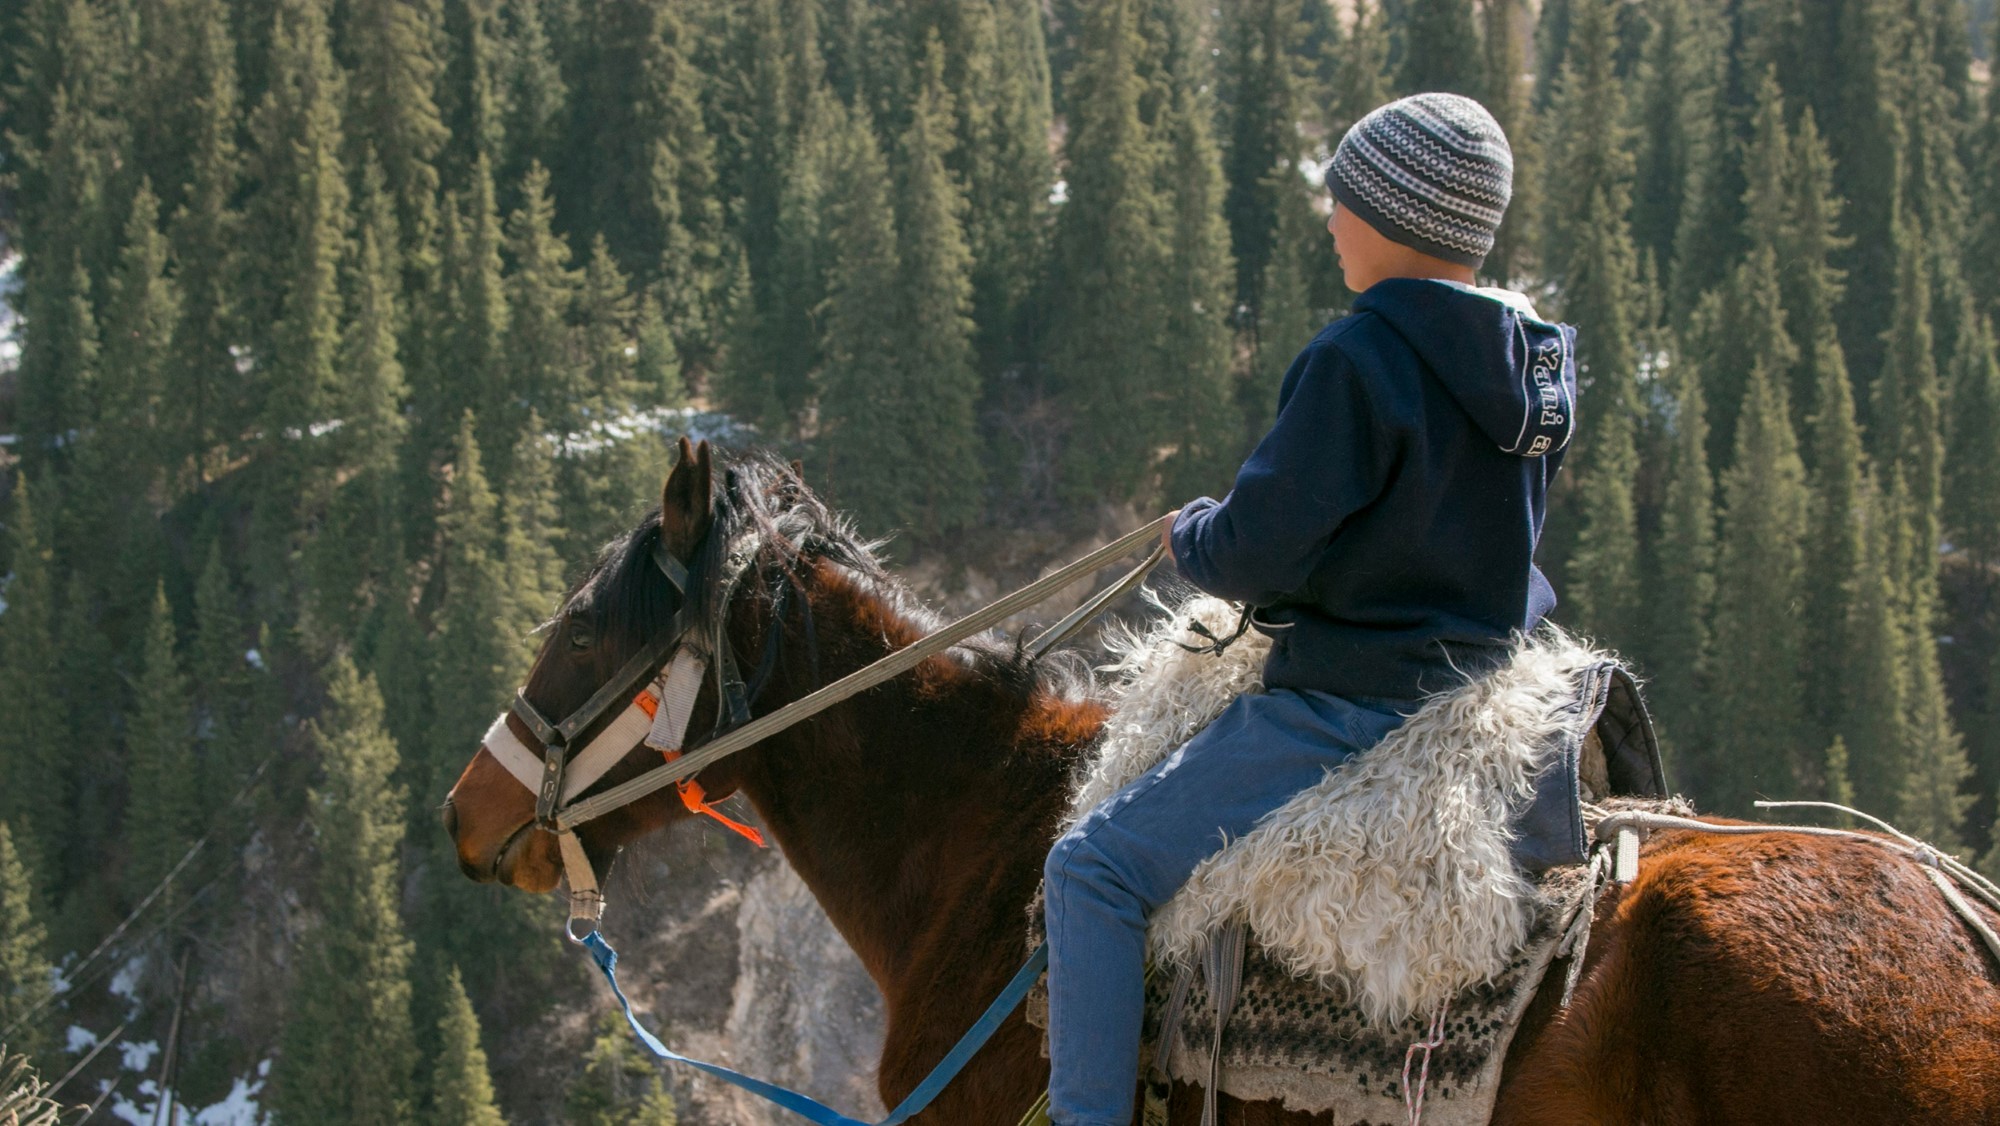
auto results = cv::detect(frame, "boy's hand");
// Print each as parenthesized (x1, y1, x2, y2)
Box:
(1162, 509, 1180, 561)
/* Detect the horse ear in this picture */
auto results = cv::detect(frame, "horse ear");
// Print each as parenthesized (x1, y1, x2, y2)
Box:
(660, 438, 714, 559)
(789, 459, 805, 482)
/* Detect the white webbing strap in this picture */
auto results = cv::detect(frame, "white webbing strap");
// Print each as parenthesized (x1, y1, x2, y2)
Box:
(480, 712, 546, 792)
(557, 827, 603, 937)
(648, 648, 707, 753)
(477, 650, 712, 807)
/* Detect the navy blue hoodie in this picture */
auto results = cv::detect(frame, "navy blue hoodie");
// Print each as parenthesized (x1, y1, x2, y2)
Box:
(1170, 277, 1578, 701)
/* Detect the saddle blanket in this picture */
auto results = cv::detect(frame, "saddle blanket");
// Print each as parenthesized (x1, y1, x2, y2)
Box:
(1022, 593, 1674, 1120)
(1027, 859, 1597, 1122)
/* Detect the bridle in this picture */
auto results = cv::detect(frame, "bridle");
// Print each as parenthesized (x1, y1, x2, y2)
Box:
(474, 492, 1171, 943)
(477, 522, 774, 937)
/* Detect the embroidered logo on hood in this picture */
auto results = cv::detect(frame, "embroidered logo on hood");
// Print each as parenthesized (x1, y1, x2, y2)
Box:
(1354, 278, 1580, 459)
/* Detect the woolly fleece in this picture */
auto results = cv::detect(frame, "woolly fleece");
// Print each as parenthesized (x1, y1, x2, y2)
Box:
(1074, 593, 1608, 1026)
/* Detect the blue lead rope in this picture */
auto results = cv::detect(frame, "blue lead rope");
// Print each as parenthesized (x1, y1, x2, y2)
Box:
(581, 931, 1049, 1125)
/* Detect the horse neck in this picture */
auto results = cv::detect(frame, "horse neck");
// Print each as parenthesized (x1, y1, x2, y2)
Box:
(732, 563, 1103, 1006)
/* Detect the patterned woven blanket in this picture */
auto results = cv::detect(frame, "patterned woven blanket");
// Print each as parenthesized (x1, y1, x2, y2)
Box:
(1028, 859, 1597, 1121)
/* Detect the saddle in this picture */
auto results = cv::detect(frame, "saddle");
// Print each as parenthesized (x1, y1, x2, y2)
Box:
(1026, 595, 1670, 1123)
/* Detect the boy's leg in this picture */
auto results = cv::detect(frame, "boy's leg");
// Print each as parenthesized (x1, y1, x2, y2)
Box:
(1042, 689, 1411, 1126)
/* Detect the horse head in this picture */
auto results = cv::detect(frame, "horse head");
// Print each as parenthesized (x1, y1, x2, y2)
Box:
(441, 437, 819, 895)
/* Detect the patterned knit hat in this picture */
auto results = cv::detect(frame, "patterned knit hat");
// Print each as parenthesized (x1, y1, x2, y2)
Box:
(1325, 93, 1513, 268)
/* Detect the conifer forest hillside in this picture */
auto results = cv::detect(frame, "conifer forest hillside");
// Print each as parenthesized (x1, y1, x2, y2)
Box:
(3, 0, 2000, 1121)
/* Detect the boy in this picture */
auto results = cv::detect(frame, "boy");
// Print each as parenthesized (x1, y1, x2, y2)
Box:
(1041, 92, 1578, 1125)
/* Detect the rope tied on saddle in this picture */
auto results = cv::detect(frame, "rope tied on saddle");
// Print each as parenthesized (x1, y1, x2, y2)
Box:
(1402, 998, 1452, 1126)
(1581, 800, 2000, 973)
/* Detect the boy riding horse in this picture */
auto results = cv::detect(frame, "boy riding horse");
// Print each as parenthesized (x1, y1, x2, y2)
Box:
(1040, 92, 1579, 1125)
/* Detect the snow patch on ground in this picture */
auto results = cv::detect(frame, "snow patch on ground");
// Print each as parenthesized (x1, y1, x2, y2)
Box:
(119, 1039, 160, 1072)
(108, 952, 148, 1015)
(554, 405, 759, 456)
(105, 1059, 269, 1125)
(66, 1025, 99, 1053)
(1, 250, 20, 375)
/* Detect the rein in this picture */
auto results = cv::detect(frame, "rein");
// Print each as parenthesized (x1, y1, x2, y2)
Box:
(476, 512, 1170, 1122)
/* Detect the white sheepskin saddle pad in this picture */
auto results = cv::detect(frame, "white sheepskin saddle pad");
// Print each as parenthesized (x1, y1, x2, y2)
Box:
(1026, 593, 1663, 1120)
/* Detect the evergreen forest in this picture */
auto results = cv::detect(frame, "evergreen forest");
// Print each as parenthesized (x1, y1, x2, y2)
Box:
(2, 0, 2000, 1120)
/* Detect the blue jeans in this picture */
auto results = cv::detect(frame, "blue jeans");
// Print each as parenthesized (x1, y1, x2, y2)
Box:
(1042, 688, 1412, 1126)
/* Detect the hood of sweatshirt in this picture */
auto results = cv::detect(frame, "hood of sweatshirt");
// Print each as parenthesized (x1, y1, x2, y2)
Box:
(1353, 277, 1578, 458)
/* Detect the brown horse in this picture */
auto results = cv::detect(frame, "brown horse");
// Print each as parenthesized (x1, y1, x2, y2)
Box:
(444, 442, 2000, 1124)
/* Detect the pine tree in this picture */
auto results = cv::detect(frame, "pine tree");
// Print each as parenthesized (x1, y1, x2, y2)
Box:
(1252, 172, 1325, 401)
(961, 0, 1056, 373)
(562, 0, 723, 357)
(1874, 217, 1946, 597)
(1825, 736, 1859, 810)
(246, 0, 350, 612)
(14, 249, 98, 474)
(887, 38, 986, 536)
(496, 0, 568, 201)
(1480, 0, 1535, 284)
(1698, 71, 1800, 465)
(1155, 31, 1243, 505)
(564, 1014, 679, 1126)
(1897, 574, 1973, 850)
(191, 542, 253, 805)
(1840, 475, 1913, 812)
(1786, 110, 1854, 449)
(164, 0, 242, 489)
(633, 293, 686, 408)
(502, 163, 583, 431)
(1969, 7, 2000, 318)
(341, 154, 410, 478)
(343, 0, 446, 260)
(1329, 0, 1389, 138)
(123, 584, 199, 905)
(716, 83, 842, 435)
(431, 966, 506, 1126)
(1645, 349, 1716, 761)
(1946, 314, 2000, 564)
(449, 155, 515, 480)
(574, 237, 639, 418)
(439, 0, 505, 178)
(1049, 0, 1170, 503)
(1824, 0, 1907, 388)
(1540, 0, 1631, 302)
(1220, 0, 1305, 316)
(0, 482, 65, 873)
(98, 179, 182, 499)
(1398, 0, 1483, 97)
(1634, 0, 1722, 297)
(0, 824, 54, 1068)
(270, 656, 418, 1126)
(53, 570, 116, 881)
(502, 421, 567, 628)
(816, 110, 916, 530)
(1706, 359, 1811, 812)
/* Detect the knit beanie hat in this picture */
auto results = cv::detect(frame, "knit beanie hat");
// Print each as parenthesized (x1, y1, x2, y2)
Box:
(1325, 93, 1513, 268)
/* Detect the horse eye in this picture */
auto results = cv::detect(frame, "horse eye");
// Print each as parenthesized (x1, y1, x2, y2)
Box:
(568, 623, 594, 651)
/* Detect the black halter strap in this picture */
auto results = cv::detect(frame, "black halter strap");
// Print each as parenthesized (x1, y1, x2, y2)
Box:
(514, 531, 695, 826)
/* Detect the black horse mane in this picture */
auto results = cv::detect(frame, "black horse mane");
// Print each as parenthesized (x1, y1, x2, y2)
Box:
(563, 449, 1093, 701)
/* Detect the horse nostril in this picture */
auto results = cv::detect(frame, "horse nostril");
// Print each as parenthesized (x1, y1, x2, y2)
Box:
(441, 799, 459, 839)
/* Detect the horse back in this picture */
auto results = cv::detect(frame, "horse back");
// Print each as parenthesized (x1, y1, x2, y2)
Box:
(1493, 827, 2000, 1125)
